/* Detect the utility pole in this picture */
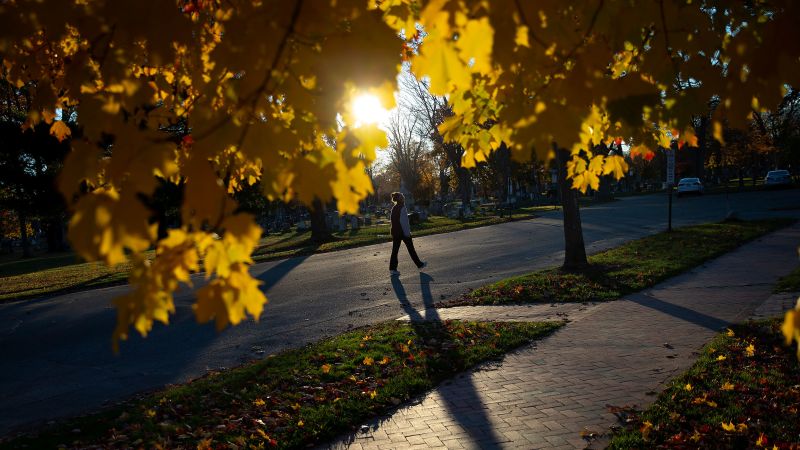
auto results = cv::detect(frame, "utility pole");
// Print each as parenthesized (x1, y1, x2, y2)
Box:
(666, 145, 676, 232)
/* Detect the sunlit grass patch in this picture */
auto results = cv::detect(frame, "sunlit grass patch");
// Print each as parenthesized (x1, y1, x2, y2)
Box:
(608, 319, 800, 448)
(442, 218, 794, 307)
(0, 255, 132, 302)
(775, 266, 800, 293)
(0, 320, 561, 450)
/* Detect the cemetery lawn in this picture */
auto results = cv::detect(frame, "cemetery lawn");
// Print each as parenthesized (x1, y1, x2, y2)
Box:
(250, 208, 546, 261)
(0, 210, 545, 303)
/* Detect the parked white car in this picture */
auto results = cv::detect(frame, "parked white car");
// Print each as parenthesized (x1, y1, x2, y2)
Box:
(764, 169, 792, 187)
(676, 178, 703, 197)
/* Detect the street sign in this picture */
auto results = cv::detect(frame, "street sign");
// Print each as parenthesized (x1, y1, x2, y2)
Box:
(666, 148, 675, 185)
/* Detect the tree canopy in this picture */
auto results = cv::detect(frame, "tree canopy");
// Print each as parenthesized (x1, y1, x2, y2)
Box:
(1, 0, 799, 350)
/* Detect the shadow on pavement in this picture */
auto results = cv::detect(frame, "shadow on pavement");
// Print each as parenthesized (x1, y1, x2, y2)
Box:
(387, 273, 506, 446)
(627, 292, 729, 331)
(254, 254, 312, 292)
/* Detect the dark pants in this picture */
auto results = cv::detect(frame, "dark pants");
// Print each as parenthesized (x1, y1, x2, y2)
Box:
(389, 235, 422, 270)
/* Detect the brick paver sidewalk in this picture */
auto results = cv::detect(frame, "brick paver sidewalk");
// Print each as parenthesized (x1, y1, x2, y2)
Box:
(325, 225, 800, 449)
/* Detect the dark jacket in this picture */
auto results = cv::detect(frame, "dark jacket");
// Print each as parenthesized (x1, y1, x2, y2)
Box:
(390, 203, 410, 238)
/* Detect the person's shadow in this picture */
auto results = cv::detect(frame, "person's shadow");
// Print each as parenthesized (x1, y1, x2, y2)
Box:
(390, 273, 504, 446)
(391, 272, 438, 321)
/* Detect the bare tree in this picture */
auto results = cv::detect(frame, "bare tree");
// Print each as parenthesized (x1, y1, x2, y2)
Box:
(397, 70, 471, 205)
(384, 109, 427, 199)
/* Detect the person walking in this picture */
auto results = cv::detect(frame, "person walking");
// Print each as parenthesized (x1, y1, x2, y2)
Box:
(389, 192, 426, 275)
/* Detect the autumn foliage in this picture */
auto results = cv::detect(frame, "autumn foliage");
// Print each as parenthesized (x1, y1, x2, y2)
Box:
(1, 0, 799, 348)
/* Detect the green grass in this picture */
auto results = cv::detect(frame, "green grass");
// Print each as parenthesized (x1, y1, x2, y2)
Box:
(0, 251, 133, 302)
(608, 319, 800, 448)
(441, 218, 794, 307)
(774, 266, 800, 293)
(0, 212, 540, 303)
(0, 320, 562, 450)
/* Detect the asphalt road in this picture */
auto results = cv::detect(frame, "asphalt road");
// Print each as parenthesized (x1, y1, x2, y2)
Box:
(1, 188, 799, 436)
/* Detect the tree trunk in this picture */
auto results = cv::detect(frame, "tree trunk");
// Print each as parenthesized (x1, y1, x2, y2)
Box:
(18, 209, 31, 258)
(595, 175, 613, 202)
(309, 198, 331, 243)
(457, 166, 471, 205)
(45, 216, 66, 252)
(555, 145, 588, 270)
(439, 168, 449, 198)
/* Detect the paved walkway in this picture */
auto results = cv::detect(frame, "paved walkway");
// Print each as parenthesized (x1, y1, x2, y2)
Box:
(326, 225, 800, 449)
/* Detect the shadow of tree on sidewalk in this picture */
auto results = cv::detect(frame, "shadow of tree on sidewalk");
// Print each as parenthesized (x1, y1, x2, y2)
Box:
(627, 292, 729, 331)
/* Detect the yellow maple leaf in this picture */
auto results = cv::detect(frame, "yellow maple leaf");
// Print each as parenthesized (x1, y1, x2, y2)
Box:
(253, 398, 265, 407)
(363, 356, 374, 366)
(321, 364, 332, 374)
(369, 390, 377, 399)
(515, 25, 530, 48)
(721, 421, 736, 432)
(413, 28, 471, 95)
(332, 160, 373, 215)
(379, 356, 391, 365)
(640, 420, 653, 440)
(49, 120, 71, 142)
(717, 355, 727, 362)
(726, 328, 735, 337)
(721, 382, 735, 391)
(782, 307, 800, 359)
(602, 154, 629, 180)
(348, 123, 387, 161)
(68, 188, 156, 266)
(454, 15, 494, 73)
(745, 344, 755, 357)
(690, 430, 701, 442)
(756, 432, 768, 447)
(197, 438, 213, 450)
(684, 383, 693, 391)
(193, 264, 267, 331)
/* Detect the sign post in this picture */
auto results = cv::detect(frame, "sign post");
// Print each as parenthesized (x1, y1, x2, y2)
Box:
(666, 147, 675, 232)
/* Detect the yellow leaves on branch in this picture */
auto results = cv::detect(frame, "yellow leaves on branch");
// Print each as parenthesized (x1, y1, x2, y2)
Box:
(112, 214, 267, 350)
(193, 214, 266, 332)
(4, 0, 799, 349)
(568, 153, 628, 193)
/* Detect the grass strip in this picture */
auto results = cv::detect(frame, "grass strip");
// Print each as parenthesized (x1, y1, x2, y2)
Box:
(608, 319, 800, 448)
(774, 266, 800, 293)
(0, 211, 544, 303)
(0, 320, 561, 450)
(442, 218, 795, 307)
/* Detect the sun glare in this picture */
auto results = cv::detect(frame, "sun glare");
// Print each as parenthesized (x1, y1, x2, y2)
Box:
(351, 94, 388, 127)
